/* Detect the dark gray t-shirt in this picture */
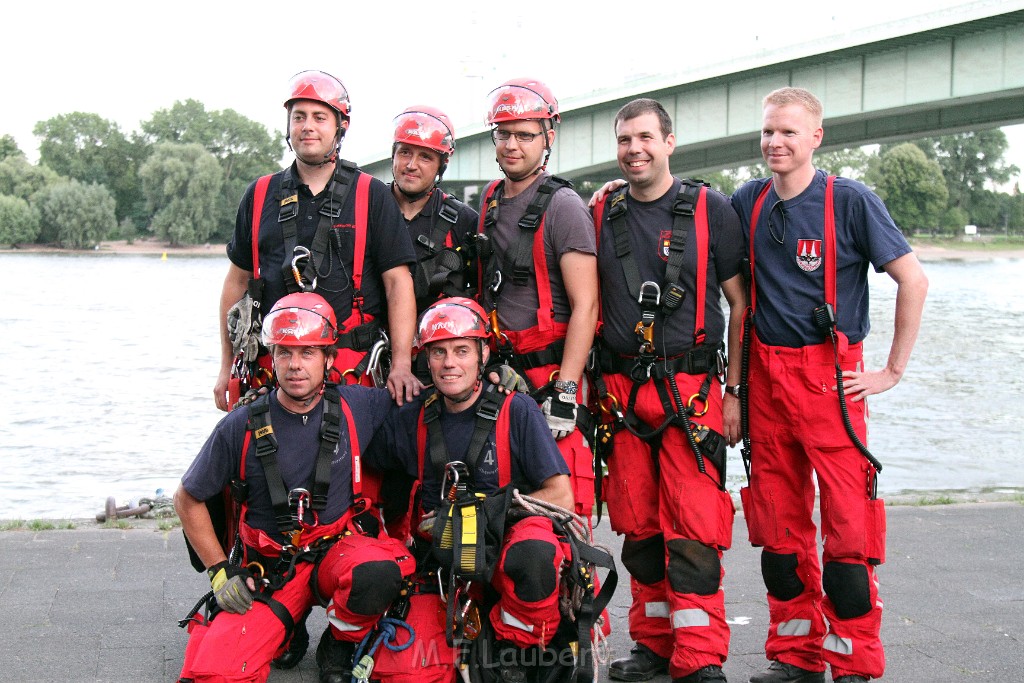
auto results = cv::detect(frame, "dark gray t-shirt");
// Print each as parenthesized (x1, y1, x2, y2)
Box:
(479, 173, 596, 331)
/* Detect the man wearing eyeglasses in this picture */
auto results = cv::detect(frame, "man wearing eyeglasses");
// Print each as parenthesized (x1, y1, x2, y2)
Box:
(475, 77, 599, 521)
(213, 70, 420, 415)
(590, 98, 745, 683)
(730, 87, 928, 683)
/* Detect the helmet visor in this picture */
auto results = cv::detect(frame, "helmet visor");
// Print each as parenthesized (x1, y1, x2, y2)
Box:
(486, 84, 554, 124)
(261, 306, 337, 346)
(286, 70, 350, 115)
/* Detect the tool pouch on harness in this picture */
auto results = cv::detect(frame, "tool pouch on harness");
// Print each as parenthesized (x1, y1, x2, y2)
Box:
(431, 485, 513, 584)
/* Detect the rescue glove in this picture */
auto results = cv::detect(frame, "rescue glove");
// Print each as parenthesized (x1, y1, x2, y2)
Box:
(490, 364, 529, 394)
(208, 560, 254, 614)
(542, 379, 578, 440)
(226, 294, 260, 362)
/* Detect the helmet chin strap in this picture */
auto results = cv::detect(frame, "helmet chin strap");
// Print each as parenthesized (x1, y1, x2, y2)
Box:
(439, 361, 484, 406)
(280, 381, 324, 408)
(499, 130, 551, 182)
(393, 156, 448, 201)
(287, 129, 344, 168)
(395, 184, 434, 202)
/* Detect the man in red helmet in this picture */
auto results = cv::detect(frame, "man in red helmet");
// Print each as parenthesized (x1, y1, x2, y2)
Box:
(365, 297, 575, 682)
(389, 106, 479, 313)
(476, 77, 599, 521)
(178, 292, 415, 683)
(214, 70, 420, 413)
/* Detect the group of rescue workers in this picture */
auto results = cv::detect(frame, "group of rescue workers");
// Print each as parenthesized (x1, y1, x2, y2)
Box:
(175, 70, 929, 683)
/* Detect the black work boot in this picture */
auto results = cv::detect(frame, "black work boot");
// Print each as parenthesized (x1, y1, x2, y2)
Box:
(834, 676, 869, 682)
(609, 643, 670, 681)
(271, 611, 309, 669)
(675, 664, 728, 682)
(749, 661, 825, 683)
(315, 627, 355, 683)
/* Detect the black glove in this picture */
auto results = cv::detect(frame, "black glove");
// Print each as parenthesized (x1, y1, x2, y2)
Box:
(207, 561, 254, 614)
(542, 379, 579, 440)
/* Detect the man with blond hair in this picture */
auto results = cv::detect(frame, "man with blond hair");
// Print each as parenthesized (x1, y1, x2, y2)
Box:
(731, 87, 928, 683)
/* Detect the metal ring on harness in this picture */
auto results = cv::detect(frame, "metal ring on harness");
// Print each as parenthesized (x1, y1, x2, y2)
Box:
(246, 561, 266, 580)
(548, 369, 560, 382)
(599, 393, 620, 416)
(291, 246, 317, 292)
(638, 280, 661, 306)
(687, 393, 709, 417)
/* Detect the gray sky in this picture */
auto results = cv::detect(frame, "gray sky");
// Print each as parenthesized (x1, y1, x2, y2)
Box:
(3, 0, 1022, 184)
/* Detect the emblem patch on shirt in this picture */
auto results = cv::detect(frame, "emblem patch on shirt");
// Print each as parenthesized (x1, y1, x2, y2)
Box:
(659, 230, 671, 262)
(796, 239, 822, 272)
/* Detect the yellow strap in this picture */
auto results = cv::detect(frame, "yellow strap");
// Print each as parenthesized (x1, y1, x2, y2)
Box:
(458, 502, 479, 573)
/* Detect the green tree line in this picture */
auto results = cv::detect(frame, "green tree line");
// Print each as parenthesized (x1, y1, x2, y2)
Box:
(703, 130, 1023, 237)
(0, 106, 1020, 247)
(0, 100, 283, 248)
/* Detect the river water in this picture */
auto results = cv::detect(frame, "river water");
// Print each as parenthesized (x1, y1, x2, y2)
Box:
(1, 253, 1022, 519)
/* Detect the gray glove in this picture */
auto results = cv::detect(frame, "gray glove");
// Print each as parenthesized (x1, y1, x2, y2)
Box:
(491, 364, 529, 394)
(226, 294, 260, 362)
(542, 380, 579, 440)
(208, 561, 254, 614)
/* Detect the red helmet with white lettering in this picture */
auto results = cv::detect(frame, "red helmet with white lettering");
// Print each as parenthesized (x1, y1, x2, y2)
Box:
(285, 70, 351, 120)
(261, 293, 338, 347)
(392, 106, 455, 156)
(486, 78, 560, 126)
(415, 297, 490, 349)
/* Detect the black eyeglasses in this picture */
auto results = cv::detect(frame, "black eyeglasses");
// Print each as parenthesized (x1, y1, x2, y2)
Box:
(767, 200, 786, 245)
(491, 129, 544, 144)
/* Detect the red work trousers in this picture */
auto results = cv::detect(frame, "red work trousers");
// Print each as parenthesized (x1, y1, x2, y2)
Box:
(743, 333, 885, 680)
(601, 371, 734, 678)
(489, 516, 570, 648)
(178, 534, 411, 683)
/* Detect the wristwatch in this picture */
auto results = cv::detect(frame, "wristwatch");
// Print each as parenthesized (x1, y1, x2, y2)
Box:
(554, 379, 578, 394)
(554, 379, 578, 403)
(724, 384, 741, 398)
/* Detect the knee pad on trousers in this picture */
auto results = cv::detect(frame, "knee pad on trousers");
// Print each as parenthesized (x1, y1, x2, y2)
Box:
(621, 534, 666, 586)
(761, 551, 803, 601)
(823, 561, 872, 619)
(348, 561, 403, 616)
(502, 539, 557, 603)
(666, 538, 720, 596)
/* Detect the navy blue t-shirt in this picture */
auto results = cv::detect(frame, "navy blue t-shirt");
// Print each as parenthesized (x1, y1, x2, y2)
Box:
(364, 386, 569, 513)
(597, 178, 744, 356)
(228, 162, 415, 324)
(731, 170, 912, 347)
(180, 386, 394, 544)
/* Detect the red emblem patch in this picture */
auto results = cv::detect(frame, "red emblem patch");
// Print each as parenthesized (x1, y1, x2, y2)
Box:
(796, 239, 822, 272)
(659, 231, 671, 262)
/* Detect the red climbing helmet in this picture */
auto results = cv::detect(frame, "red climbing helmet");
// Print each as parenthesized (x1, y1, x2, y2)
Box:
(261, 293, 338, 347)
(285, 70, 351, 119)
(485, 78, 560, 126)
(392, 106, 455, 157)
(416, 297, 490, 349)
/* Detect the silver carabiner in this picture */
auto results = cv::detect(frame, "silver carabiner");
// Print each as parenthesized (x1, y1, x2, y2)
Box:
(290, 246, 317, 292)
(367, 331, 391, 389)
(638, 280, 661, 307)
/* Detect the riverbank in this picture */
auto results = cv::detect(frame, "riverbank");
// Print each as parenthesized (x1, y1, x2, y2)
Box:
(4, 236, 1024, 261)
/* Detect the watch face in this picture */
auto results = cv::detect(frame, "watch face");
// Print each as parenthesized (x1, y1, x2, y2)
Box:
(555, 379, 578, 392)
